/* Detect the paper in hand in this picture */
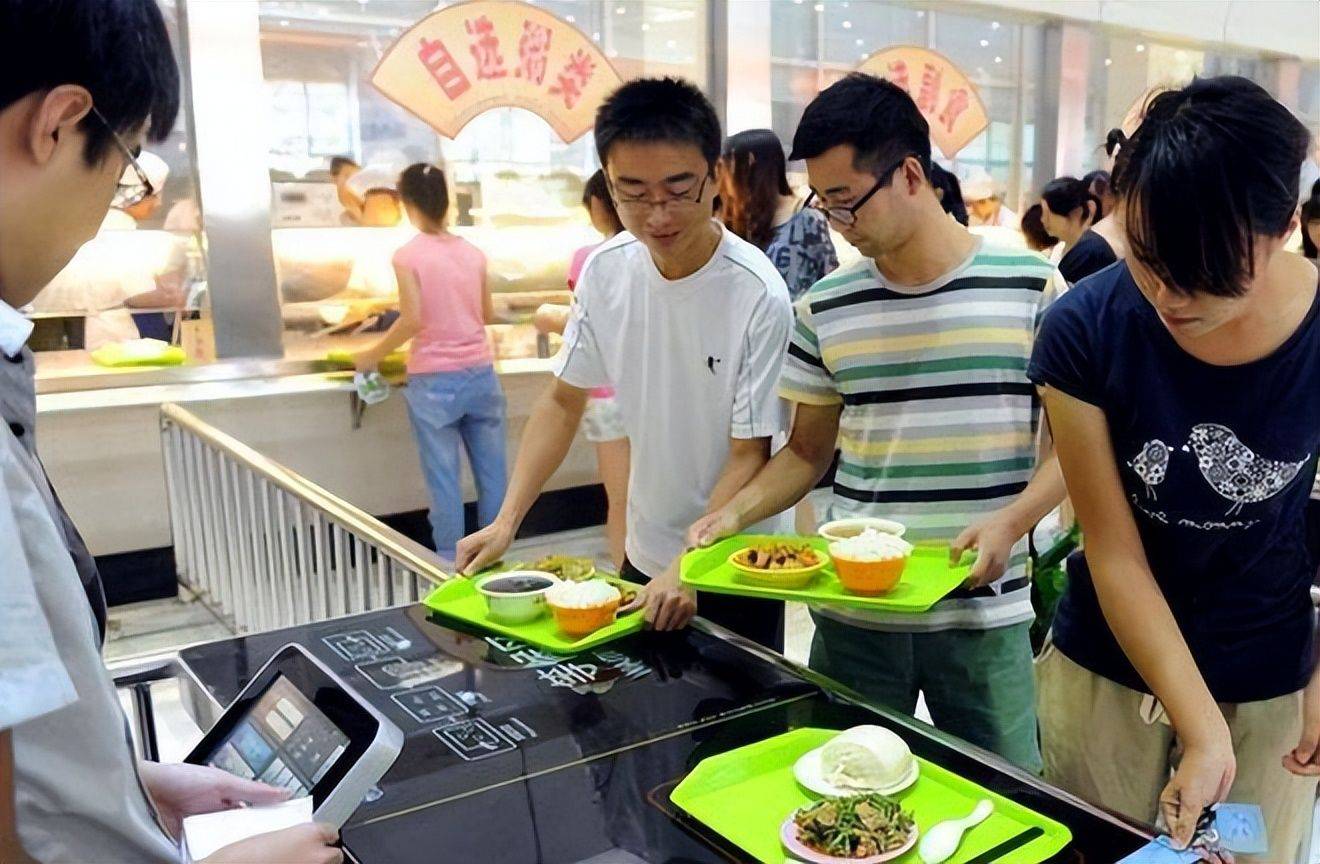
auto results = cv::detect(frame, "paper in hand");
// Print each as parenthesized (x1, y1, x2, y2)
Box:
(1117, 840, 1202, 863)
(183, 795, 314, 861)
(1214, 803, 1268, 855)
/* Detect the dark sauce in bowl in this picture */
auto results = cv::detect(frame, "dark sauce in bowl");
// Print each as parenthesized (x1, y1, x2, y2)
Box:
(483, 575, 554, 594)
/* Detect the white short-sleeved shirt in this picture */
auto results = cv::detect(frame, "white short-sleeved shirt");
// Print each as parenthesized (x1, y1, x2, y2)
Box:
(554, 225, 794, 576)
(0, 303, 178, 863)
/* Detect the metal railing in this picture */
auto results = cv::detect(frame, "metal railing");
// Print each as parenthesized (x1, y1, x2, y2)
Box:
(159, 402, 450, 633)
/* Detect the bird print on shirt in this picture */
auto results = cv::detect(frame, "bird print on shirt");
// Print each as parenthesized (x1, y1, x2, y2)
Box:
(1129, 439, 1171, 499)
(1182, 423, 1309, 516)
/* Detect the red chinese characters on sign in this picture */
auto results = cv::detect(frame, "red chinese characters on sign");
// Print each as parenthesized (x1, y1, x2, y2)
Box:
(937, 87, 970, 133)
(549, 48, 595, 110)
(516, 20, 553, 85)
(417, 37, 472, 100)
(465, 15, 507, 79)
(915, 62, 942, 115)
(886, 60, 909, 91)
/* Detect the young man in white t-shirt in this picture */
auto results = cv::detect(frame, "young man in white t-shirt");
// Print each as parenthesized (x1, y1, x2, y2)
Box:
(457, 77, 793, 649)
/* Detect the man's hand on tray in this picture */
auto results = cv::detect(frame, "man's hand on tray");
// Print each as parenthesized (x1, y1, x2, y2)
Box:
(455, 518, 516, 575)
(645, 559, 697, 631)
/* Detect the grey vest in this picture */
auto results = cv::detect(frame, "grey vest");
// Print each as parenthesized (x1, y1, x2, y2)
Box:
(1, 346, 107, 643)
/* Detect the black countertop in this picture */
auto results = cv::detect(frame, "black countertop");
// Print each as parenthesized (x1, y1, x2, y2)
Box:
(176, 606, 1149, 863)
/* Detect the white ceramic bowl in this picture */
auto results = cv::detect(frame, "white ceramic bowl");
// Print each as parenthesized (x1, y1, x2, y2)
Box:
(476, 570, 559, 624)
(818, 517, 907, 542)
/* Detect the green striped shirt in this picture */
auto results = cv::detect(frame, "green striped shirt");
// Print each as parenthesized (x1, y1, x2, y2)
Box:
(781, 240, 1065, 631)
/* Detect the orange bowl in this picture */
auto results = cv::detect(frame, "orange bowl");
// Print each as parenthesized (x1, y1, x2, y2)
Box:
(833, 555, 908, 595)
(550, 599, 621, 638)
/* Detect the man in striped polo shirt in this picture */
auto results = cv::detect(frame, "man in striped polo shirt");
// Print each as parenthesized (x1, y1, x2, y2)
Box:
(689, 74, 1067, 771)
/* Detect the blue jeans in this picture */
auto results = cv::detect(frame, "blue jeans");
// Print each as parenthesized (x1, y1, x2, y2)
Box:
(403, 366, 508, 560)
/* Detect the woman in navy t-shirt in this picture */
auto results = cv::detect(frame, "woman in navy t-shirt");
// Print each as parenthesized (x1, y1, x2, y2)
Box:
(1029, 77, 1320, 861)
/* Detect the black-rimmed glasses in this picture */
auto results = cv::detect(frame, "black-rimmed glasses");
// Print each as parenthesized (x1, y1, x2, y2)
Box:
(88, 105, 155, 208)
(804, 154, 914, 228)
(609, 174, 711, 213)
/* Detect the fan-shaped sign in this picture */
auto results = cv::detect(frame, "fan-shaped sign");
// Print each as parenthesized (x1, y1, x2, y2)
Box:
(371, 0, 623, 142)
(857, 46, 989, 159)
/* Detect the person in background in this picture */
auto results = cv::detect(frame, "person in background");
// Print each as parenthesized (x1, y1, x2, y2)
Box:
(533, 169, 631, 568)
(330, 155, 362, 224)
(928, 163, 969, 226)
(31, 150, 185, 347)
(354, 164, 504, 563)
(1087, 130, 1132, 263)
(1040, 176, 1116, 285)
(1029, 76, 1319, 862)
(0, 2, 340, 862)
(718, 128, 837, 301)
(962, 167, 1018, 228)
(1081, 168, 1114, 221)
(1020, 203, 1058, 255)
(457, 77, 793, 651)
(689, 74, 1068, 771)
(1303, 181, 1320, 576)
(1302, 179, 1320, 261)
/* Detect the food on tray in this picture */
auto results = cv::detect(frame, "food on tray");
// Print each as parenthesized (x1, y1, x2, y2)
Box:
(829, 529, 914, 595)
(733, 542, 821, 571)
(476, 571, 558, 625)
(821, 726, 916, 792)
(818, 517, 906, 542)
(791, 794, 916, 859)
(546, 578, 623, 637)
(532, 555, 597, 582)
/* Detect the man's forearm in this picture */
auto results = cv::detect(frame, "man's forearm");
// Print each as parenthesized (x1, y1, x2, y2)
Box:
(364, 318, 419, 361)
(999, 452, 1067, 536)
(495, 387, 587, 528)
(706, 439, 770, 515)
(725, 441, 831, 531)
(1, 731, 35, 864)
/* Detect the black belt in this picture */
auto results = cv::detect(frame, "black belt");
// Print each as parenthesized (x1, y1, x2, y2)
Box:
(947, 575, 1030, 600)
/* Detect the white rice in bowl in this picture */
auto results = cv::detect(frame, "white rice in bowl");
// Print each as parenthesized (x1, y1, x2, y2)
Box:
(829, 528, 914, 562)
(546, 578, 621, 609)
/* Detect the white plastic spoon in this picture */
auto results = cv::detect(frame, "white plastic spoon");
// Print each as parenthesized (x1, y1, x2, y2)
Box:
(918, 799, 994, 864)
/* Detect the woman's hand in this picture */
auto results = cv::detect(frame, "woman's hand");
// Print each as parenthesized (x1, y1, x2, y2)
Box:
(1160, 731, 1235, 851)
(351, 350, 379, 374)
(1283, 668, 1320, 776)
(138, 762, 290, 837)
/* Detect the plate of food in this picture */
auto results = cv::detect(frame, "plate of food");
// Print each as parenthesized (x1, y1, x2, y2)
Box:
(793, 725, 919, 799)
(729, 541, 829, 589)
(780, 794, 918, 864)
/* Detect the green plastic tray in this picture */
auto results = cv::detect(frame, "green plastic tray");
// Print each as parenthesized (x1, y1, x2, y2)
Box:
(681, 535, 970, 613)
(671, 727, 1071, 864)
(422, 575, 645, 654)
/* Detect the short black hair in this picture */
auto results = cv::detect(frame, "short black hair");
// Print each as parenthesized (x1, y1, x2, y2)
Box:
(397, 163, 448, 223)
(928, 163, 969, 225)
(594, 77, 721, 173)
(1122, 75, 1311, 297)
(790, 73, 931, 179)
(330, 156, 359, 178)
(0, 0, 180, 166)
(1041, 177, 1101, 228)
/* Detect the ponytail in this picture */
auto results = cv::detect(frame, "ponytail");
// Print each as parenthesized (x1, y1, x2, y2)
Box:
(397, 162, 449, 223)
(1041, 176, 1101, 229)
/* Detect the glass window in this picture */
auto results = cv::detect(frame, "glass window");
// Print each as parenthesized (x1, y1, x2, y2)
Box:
(258, 0, 706, 362)
(28, 0, 208, 361)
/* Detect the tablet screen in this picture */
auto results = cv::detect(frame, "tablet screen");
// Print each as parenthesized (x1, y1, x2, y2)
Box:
(207, 674, 351, 796)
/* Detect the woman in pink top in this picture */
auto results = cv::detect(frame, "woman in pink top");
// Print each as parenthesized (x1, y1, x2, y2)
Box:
(534, 170, 631, 567)
(355, 164, 505, 561)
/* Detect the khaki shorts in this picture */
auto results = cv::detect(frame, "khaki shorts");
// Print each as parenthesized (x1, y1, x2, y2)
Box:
(1037, 644, 1316, 863)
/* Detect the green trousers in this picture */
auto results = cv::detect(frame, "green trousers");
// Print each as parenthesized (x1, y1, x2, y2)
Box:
(809, 613, 1043, 774)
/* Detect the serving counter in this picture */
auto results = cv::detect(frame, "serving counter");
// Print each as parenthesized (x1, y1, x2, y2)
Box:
(32, 329, 591, 566)
(173, 605, 1151, 863)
